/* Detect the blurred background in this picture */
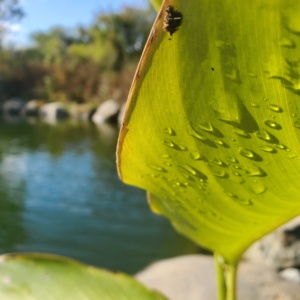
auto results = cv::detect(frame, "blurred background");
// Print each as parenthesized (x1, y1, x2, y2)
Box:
(0, 0, 199, 274)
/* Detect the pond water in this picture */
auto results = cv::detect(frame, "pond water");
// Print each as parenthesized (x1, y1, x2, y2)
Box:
(0, 117, 198, 274)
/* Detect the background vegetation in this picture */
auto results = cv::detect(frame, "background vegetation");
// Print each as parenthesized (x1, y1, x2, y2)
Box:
(0, 1, 155, 104)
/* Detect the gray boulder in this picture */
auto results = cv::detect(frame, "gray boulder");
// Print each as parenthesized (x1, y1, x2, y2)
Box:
(91, 100, 120, 124)
(22, 100, 44, 116)
(2, 98, 25, 115)
(40, 102, 69, 123)
(245, 216, 300, 270)
(136, 255, 300, 300)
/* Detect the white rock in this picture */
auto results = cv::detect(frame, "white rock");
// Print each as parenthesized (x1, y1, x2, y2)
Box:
(136, 255, 300, 300)
(91, 100, 120, 124)
(40, 102, 69, 123)
(2, 98, 24, 115)
(245, 215, 300, 269)
(280, 268, 300, 283)
(22, 99, 43, 116)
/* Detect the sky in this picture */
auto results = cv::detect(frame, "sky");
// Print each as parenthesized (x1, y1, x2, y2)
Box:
(5, 0, 148, 46)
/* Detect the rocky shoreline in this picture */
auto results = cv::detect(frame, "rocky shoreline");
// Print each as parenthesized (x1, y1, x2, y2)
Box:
(0, 98, 126, 125)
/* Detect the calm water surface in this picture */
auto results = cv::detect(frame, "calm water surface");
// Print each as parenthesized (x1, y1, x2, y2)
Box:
(0, 117, 197, 274)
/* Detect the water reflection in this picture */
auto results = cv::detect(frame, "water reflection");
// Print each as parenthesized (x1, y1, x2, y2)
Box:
(0, 118, 198, 274)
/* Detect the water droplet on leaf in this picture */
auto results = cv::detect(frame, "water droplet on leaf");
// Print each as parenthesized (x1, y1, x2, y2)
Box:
(234, 128, 251, 138)
(268, 104, 283, 113)
(190, 152, 202, 160)
(227, 157, 239, 163)
(149, 164, 167, 172)
(260, 145, 276, 153)
(246, 166, 267, 177)
(280, 37, 295, 48)
(264, 120, 282, 130)
(163, 127, 176, 136)
(250, 181, 267, 194)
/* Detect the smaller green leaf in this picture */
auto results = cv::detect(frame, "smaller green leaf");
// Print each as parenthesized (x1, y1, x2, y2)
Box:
(0, 253, 167, 300)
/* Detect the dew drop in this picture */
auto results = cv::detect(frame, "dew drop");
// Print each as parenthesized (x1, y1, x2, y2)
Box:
(259, 145, 276, 153)
(239, 148, 255, 159)
(173, 181, 185, 188)
(280, 37, 295, 48)
(162, 154, 171, 158)
(255, 130, 270, 141)
(213, 170, 228, 178)
(234, 198, 253, 206)
(246, 166, 267, 177)
(234, 128, 251, 138)
(233, 172, 241, 176)
(198, 122, 214, 133)
(183, 164, 197, 175)
(227, 157, 239, 163)
(264, 120, 282, 130)
(164, 162, 172, 166)
(250, 181, 267, 194)
(190, 152, 201, 160)
(163, 139, 175, 148)
(287, 153, 297, 159)
(190, 132, 207, 141)
(214, 138, 226, 146)
(226, 192, 238, 198)
(163, 127, 176, 136)
(268, 104, 283, 113)
(250, 102, 259, 108)
(276, 144, 287, 150)
(163, 140, 187, 151)
(149, 164, 167, 172)
(211, 158, 227, 167)
(178, 145, 187, 151)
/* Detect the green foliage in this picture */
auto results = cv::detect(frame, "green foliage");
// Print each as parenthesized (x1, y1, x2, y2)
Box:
(117, 0, 300, 298)
(0, 254, 167, 300)
(0, 6, 155, 103)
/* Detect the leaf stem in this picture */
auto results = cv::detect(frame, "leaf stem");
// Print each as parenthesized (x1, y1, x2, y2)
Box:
(214, 253, 237, 300)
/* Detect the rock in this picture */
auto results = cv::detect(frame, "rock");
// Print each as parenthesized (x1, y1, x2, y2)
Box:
(280, 268, 300, 283)
(245, 216, 300, 270)
(2, 98, 25, 115)
(40, 102, 69, 123)
(136, 255, 300, 300)
(22, 100, 44, 116)
(91, 100, 120, 124)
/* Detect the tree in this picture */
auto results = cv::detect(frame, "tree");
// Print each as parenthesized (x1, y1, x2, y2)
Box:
(0, 0, 24, 46)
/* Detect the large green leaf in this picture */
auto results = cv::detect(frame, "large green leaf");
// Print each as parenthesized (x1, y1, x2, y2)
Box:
(117, 0, 300, 265)
(0, 254, 166, 300)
